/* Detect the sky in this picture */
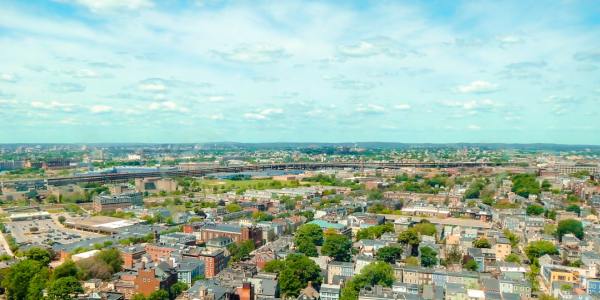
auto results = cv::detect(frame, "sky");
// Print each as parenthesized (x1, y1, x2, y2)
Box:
(0, 0, 599, 144)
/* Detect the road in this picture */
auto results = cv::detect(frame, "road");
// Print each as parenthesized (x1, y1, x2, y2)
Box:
(0, 231, 14, 257)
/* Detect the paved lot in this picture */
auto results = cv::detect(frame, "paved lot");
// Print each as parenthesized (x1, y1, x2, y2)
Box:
(6, 218, 100, 247)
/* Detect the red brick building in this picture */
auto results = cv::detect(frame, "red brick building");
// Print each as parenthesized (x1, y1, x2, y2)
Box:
(133, 264, 177, 297)
(120, 245, 146, 269)
(182, 247, 227, 278)
(144, 244, 177, 262)
(196, 223, 262, 247)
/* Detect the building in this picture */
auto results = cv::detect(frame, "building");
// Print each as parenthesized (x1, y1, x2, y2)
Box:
(133, 264, 177, 297)
(327, 261, 354, 284)
(135, 177, 178, 194)
(120, 245, 146, 269)
(196, 223, 262, 247)
(320, 284, 341, 300)
(183, 247, 227, 278)
(93, 192, 143, 212)
(159, 232, 196, 245)
(144, 244, 178, 263)
(308, 220, 352, 238)
(176, 259, 205, 285)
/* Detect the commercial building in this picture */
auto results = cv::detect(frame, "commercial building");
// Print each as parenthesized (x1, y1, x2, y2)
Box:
(93, 192, 143, 212)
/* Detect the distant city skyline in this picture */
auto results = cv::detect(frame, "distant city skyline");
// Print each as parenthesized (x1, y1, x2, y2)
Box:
(0, 0, 599, 144)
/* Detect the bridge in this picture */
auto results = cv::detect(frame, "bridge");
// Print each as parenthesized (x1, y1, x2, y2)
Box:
(2, 161, 507, 187)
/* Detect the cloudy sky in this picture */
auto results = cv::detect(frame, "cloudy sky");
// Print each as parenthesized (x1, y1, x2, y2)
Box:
(0, 0, 599, 144)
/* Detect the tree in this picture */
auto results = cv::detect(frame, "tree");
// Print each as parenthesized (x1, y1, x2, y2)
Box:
(96, 248, 123, 273)
(355, 223, 394, 241)
(526, 205, 545, 216)
(131, 294, 147, 300)
(76, 257, 112, 280)
(398, 229, 420, 256)
(525, 241, 558, 261)
(264, 254, 322, 297)
(147, 290, 169, 300)
(557, 219, 584, 241)
(322, 234, 352, 262)
(420, 246, 438, 268)
(503, 230, 520, 248)
(473, 238, 491, 248)
(296, 239, 318, 257)
(225, 203, 242, 213)
(228, 240, 255, 262)
(340, 262, 394, 300)
(505, 253, 521, 264)
(294, 224, 324, 246)
(446, 245, 463, 265)
(46, 276, 83, 300)
(52, 260, 80, 280)
(22, 247, 53, 265)
(541, 180, 552, 191)
(1, 259, 47, 300)
(170, 282, 188, 297)
(405, 256, 420, 266)
(375, 246, 403, 264)
(464, 259, 478, 271)
(413, 221, 436, 236)
(545, 209, 557, 220)
(512, 173, 540, 198)
(565, 205, 581, 215)
(58, 216, 66, 224)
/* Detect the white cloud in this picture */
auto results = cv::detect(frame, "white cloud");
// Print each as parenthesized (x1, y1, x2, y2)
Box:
(66, 0, 153, 12)
(213, 44, 289, 64)
(456, 81, 498, 94)
(440, 99, 500, 111)
(148, 101, 188, 113)
(394, 103, 411, 110)
(90, 105, 113, 113)
(467, 124, 481, 130)
(337, 37, 407, 59)
(355, 104, 385, 114)
(244, 108, 284, 120)
(209, 113, 224, 120)
(0, 73, 18, 83)
(31, 101, 75, 112)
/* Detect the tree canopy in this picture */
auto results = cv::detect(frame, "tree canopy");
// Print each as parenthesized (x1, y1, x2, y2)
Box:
(473, 238, 491, 249)
(375, 246, 403, 264)
(512, 173, 540, 198)
(321, 234, 352, 262)
(420, 246, 438, 268)
(263, 254, 322, 297)
(557, 219, 584, 241)
(340, 262, 394, 300)
(526, 204, 545, 216)
(525, 241, 558, 261)
(294, 224, 324, 246)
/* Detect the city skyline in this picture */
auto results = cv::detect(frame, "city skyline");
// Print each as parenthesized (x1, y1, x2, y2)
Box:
(1, 0, 599, 144)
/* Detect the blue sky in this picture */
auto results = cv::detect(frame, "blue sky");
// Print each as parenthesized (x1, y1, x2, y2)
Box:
(0, 0, 599, 144)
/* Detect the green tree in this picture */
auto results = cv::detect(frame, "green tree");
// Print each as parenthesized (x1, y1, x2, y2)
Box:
(22, 247, 53, 265)
(46, 276, 83, 300)
(473, 238, 491, 248)
(398, 229, 420, 256)
(131, 295, 147, 300)
(505, 253, 521, 264)
(512, 174, 540, 198)
(565, 205, 581, 215)
(412, 221, 436, 236)
(58, 216, 66, 224)
(228, 240, 255, 262)
(294, 224, 324, 246)
(405, 256, 420, 266)
(446, 245, 463, 265)
(464, 259, 479, 271)
(355, 223, 394, 241)
(557, 219, 584, 241)
(1, 259, 47, 300)
(225, 203, 242, 213)
(52, 260, 80, 280)
(147, 289, 170, 300)
(503, 230, 520, 248)
(420, 246, 438, 268)
(340, 262, 394, 300)
(322, 234, 352, 262)
(375, 246, 403, 264)
(170, 282, 188, 297)
(264, 254, 322, 297)
(26, 268, 49, 300)
(525, 241, 558, 261)
(96, 248, 123, 273)
(526, 205, 545, 216)
(296, 239, 318, 257)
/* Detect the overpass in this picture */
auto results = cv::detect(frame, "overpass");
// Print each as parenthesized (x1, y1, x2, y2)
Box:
(3, 161, 507, 187)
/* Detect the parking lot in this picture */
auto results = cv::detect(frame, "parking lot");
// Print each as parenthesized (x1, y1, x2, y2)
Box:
(6, 218, 101, 247)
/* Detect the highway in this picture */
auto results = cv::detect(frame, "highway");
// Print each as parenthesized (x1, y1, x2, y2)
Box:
(2, 161, 509, 187)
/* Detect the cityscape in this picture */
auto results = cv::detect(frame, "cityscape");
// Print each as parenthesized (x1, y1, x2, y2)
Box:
(1, 1, 600, 300)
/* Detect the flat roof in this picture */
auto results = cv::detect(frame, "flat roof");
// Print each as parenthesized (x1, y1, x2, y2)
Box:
(381, 214, 492, 229)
